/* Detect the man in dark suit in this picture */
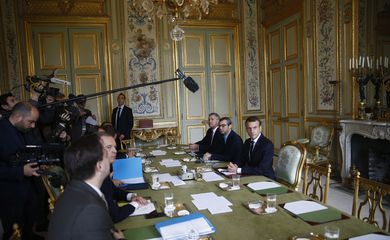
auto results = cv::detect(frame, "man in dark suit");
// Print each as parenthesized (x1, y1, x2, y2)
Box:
(48, 133, 125, 240)
(228, 116, 275, 179)
(100, 133, 147, 223)
(189, 112, 224, 154)
(111, 93, 134, 142)
(0, 102, 43, 240)
(203, 117, 242, 163)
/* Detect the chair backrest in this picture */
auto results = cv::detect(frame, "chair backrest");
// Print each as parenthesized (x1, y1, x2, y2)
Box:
(352, 170, 390, 231)
(121, 138, 135, 150)
(275, 142, 307, 191)
(308, 125, 333, 148)
(42, 166, 67, 213)
(302, 163, 331, 204)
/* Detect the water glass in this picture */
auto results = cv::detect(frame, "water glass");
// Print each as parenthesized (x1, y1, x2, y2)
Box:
(152, 174, 159, 186)
(324, 226, 340, 240)
(232, 174, 240, 188)
(164, 192, 174, 209)
(266, 193, 277, 210)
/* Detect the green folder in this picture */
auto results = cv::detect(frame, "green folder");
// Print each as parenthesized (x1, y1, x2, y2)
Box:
(255, 186, 289, 195)
(297, 208, 342, 224)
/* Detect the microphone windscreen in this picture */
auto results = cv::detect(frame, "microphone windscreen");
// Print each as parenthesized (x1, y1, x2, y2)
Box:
(183, 77, 199, 93)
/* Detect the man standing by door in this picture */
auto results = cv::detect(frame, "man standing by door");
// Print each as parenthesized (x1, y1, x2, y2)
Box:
(111, 93, 134, 146)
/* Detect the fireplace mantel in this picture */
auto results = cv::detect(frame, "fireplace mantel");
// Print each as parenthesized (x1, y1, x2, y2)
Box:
(339, 120, 390, 181)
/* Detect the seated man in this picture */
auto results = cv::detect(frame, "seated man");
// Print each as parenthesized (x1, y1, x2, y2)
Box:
(99, 132, 147, 223)
(189, 112, 223, 155)
(48, 134, 125, 240)
(228, 116, 275, 179)
(203, 117, 242, 163)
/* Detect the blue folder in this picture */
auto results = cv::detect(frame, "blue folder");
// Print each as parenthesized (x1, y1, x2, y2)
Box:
(112, 157, 144, 184)
(155, 212, 215, 238)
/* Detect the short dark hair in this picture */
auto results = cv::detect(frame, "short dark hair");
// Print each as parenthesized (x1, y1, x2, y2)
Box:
(64, 134, 104, 181)
(100, 124, 117, 138)
(219, 117, 232, 125)
(209, 112, 220, 120)
(0, 92, 13, 108)
(245, 116, 261, 126)
(118, 93, 126, 99)
(11, 102, 34, 117)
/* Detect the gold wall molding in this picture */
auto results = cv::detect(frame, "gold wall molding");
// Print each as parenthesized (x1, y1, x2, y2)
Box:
(23, 0, 106, 16)
(261, 0, 303, 27)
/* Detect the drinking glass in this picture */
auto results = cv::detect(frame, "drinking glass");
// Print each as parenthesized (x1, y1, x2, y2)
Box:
(324, 226, 340, 240)
(164, 192, 174, 209)
(151, 174, 159, 186)
(232, 174, 240, 188)
(266, 193, 277, 210)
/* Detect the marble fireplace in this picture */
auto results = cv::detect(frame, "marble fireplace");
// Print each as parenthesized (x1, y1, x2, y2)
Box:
(339, 120, 390, 184)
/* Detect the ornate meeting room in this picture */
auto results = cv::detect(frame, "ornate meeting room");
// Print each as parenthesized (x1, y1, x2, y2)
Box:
(0, 0, 389, 239)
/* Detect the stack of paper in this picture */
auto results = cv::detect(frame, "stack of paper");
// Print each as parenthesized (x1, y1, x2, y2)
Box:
(247, 181, 281, 191)
(173, 151, 186, 155)
(284, 200, 327, 215)
(160, 159, 182, 167)
(201, 172, 224, 182)
(150, 150, 167, 156)
(191, 192, 233, 215)
(156, 173, 186, 186)
(155, 213, 215, 240)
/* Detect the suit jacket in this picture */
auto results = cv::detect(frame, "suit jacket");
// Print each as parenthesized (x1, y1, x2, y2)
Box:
(196, 127, 224, 154)
(211, 130, 243, 163)
(112, 105, 134, 139)
(239, 134, 275, 179)
(101, 177, 135, 223)
(48, 180, 115, 240)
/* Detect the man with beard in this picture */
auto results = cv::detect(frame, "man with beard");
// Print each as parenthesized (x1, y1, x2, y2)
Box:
(0, 102, 43, 240)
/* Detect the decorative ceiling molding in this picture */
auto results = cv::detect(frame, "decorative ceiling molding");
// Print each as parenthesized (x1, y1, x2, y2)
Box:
(23, 0, 105, 16)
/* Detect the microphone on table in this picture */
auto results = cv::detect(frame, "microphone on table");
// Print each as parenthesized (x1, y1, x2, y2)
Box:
(175, 69, 199, 93)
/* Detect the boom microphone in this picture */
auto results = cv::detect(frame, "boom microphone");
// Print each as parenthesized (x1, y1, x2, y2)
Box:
(49, 78, 71, 86)
(175, 69, 199, 93)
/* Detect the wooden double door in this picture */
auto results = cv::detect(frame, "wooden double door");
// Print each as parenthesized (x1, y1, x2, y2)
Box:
(27, 25, 109, 122)
(176, 27, 239, 144)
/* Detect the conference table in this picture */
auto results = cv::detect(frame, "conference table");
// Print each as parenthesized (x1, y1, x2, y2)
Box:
(115, 145, 386, 240)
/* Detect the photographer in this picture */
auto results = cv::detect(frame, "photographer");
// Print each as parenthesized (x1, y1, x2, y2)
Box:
(0, 102, 44, 240)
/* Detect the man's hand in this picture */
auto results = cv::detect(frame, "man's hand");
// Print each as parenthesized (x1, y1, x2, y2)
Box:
(203, 152, 211, 160)
(131, 196, 148, 206)
(119, 134, 125, 140)
(189, 143, 199, 151)
(111, 228, 125, 240)
(227, 162, 238, 173)
(112, 179, 124, 187)
(23, 163, 40, 177)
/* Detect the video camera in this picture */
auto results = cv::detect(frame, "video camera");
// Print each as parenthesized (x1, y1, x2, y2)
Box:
(12, 144, 65, 166)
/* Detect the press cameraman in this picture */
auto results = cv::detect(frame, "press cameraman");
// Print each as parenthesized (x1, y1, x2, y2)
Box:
(0, 102, 44, 240)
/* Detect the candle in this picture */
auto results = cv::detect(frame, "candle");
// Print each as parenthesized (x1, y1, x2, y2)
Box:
(380, 56, 383, 66)
(359, 56, 362, 66)
(366, 56, 370, 68)
(376, 59, 379, 69)
(362, 57, 365, 68)
(349, 58, 352, 70)
(355, 58, 358, 69)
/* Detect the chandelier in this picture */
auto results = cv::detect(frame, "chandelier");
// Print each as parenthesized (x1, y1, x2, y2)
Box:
(131, 0, 219, 41)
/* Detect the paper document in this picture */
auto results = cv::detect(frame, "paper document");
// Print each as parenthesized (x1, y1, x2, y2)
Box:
(130, 200, 156, 216)
(247, 181, 281, 191)
(160, 159, 182, 167)
(155, 213, 215, 240)
(217, 168, 236, 176)
(349, 234, 390, 240)
(150, 150, 167, 156)
(113, 157, 145, 184)
(201, 172, 224, 182)
(173, 151, 186, 155)
(85, 116, 98, 126)
(284, 200, 327, 215)
(155, 173, 186, 186)
(191, 192, 233, 215)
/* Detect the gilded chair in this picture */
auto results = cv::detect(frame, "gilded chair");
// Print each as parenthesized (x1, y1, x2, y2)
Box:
(302, 163, 331, 204)
(274, 141, 307, 191)
(352, 170, 390, 231)
(297, 124, 334, 164)
(42, 166, 67, 213)
(120, 138, 136, 150)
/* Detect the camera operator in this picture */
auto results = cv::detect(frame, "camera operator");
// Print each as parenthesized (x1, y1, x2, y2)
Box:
(70, 94, 98, 142)
(0, 102, 44, 240)
(0, 92, 18, 120)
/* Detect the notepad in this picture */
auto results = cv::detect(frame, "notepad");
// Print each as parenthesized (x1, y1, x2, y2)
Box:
(112, 157, 145, 184)
(247, 181, 281, 191)
(284, 200, 327, 215)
